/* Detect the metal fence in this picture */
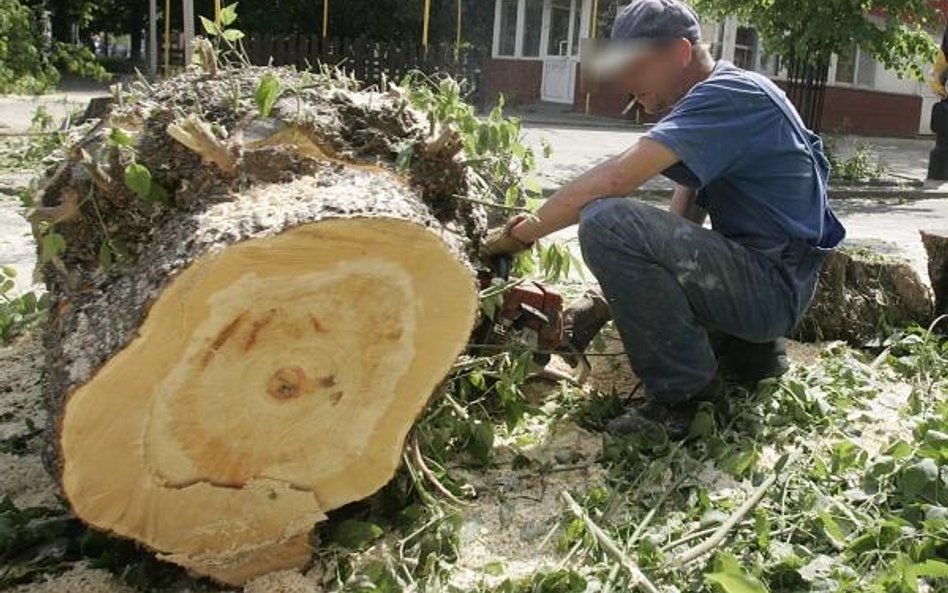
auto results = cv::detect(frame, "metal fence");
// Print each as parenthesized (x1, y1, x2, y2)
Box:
(244, 35, 488, 104)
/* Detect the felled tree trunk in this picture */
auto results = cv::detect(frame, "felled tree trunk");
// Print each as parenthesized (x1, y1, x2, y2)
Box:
(31, 66, 485, 585)
(921, 230, 948, 321)
(791, 242, 933, 344)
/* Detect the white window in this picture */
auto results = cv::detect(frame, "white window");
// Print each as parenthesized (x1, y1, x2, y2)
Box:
(497, 0, 518, 56)
(833, 42, 875, 88)
(522, 0, 543, 57)
(733, 26, 757, 70)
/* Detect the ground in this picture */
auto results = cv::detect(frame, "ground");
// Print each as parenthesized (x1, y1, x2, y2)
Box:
(1, 89, 948, 593)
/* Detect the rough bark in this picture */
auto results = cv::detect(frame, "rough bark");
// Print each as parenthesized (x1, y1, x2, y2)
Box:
(921, 230, 948, 322)
(791, 241, 933, 344)
(31, 66, 487, 585)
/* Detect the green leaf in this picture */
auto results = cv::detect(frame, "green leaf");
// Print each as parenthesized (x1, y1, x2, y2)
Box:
(911, 559, 948, 578)
(98, 242, 113, 269)
(221, 28, 245, 42)
(1, 266, 15, 278)
(220, 2, 239, 26)
(40, 232, 66, 264)
(254, 73, 283, 118)
(818, 511, 847, 548)
(899, 458, 940, 503)
(108, 127, 134, 147)
(199, 15, 219, 36)
(706, 570, 770, 593)
(124, 163, 152, 199)
(326, 519, 383, 550)
(148, 182, 170, 204)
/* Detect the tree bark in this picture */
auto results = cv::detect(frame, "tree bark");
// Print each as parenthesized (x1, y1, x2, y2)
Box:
(921, 230, 948, 321)
(32, 66, 485, 585)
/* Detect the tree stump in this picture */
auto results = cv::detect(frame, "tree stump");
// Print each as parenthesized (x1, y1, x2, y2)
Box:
(31, 67, 485, 585)
(791, 241, 933, 344)
(921, 230, 948, 321)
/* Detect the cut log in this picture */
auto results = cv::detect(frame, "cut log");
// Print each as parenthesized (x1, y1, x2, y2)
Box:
(33, 67, 486, 585)
(791, 241, 933, 344)
(921, 230, 948, 321)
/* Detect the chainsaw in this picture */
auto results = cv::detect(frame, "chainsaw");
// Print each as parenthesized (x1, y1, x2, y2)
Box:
(475, 255, 590, 384)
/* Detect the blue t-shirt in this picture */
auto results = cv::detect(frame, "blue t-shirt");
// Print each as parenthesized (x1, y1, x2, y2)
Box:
(645, 61, 846, 275)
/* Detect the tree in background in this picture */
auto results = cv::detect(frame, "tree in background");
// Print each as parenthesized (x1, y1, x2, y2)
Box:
(692, 0, 940, 130)
(0, 0, 58, 92)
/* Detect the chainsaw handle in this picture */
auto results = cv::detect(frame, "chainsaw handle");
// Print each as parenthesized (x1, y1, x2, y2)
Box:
(492, 254, 513, 282)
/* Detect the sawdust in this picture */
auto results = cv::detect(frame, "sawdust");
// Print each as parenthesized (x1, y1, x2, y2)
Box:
(7, 563, 137, 593)
(449, 418, 606, 590)
(0, 327, 58, 509)
(243, 568, 324, 593)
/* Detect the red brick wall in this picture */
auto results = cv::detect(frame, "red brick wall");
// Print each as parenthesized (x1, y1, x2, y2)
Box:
(484, 59, 543, 107)
(814, 86, 921, 137)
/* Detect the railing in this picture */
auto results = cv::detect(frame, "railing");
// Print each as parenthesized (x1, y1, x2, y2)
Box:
(243, 35, 488, 104)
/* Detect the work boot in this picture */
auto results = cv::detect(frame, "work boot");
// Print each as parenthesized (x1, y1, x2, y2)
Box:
(710, 332, 790, 386)
(559, 289, 612, 366)
(605, 375, 723, 441)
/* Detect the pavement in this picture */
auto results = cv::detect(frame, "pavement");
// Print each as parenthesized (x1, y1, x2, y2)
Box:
(1, 86, 947, 300)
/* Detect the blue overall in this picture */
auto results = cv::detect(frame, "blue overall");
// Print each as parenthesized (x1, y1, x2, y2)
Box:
(577, 60, 846, 403)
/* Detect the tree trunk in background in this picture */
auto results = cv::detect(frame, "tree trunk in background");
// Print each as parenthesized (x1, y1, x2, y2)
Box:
(33, 66, 486, 585)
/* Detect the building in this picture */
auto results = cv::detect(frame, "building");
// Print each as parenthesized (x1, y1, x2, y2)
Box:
(485, 0, 942, 136)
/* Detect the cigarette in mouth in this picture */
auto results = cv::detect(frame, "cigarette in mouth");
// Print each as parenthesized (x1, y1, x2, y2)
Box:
(622, 97, 638, 115)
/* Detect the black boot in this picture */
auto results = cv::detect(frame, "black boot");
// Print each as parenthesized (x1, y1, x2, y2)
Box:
(711, 332, 789, 385)
(605, 375, 723, 441)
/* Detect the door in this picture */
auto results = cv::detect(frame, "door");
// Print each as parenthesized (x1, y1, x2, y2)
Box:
(541, 0, 581, 103)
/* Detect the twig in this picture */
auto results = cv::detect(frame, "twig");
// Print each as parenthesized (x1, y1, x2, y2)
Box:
(166, 114, 236, 173)
(561, 491, 661, 593)
(928, 314, 948, 334)
(666, 472, 780, 567)
(452, 194, 532, 213)
(410, 434, 471, 507)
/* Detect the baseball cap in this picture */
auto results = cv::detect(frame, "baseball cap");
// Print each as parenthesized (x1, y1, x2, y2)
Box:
(583, 0, 701, 78)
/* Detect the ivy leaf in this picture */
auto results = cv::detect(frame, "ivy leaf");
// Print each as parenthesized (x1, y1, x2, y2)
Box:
(221, 29, 245, 42)
(705, 569, 769, 593)
(124, 163, 152, 199)
(108, 127, 134, 147)
(910, 559, 948, 578)
(199, 15, 219, 36)
(326, 519, 383, 551)
(40, 232, 66, 264)
(98, 242, 113, 269)
(254, 73, 283, 118)
(220, 2, 239, 26)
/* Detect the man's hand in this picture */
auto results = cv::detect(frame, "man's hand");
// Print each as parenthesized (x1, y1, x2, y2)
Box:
(480, 213, 537, 259)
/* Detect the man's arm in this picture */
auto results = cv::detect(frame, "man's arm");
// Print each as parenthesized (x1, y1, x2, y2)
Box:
(510, 137, 679, 243)
(669, 184, 707, 225)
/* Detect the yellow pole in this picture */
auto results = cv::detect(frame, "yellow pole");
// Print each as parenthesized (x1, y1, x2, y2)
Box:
(423, 0, 431, 55)
(163, 0, 171, 73)
(214, 0, 221, 25)
(456, 0, 462, 55)
(322, 0, 329, 38)
(584, 0, 599, 115)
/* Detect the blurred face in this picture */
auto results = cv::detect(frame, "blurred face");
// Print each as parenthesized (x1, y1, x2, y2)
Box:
(613, 39, 695, 114)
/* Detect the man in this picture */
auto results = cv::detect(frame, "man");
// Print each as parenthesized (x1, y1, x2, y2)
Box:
(482, 0, 846, 439)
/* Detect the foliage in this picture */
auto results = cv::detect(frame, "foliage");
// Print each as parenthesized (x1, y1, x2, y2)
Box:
(0, 266, 48, 344)
(0, 106, 67, 171)
(48, 42, 110, 82)
(692, 0, 939, 81)
(825, 137, 887, 183)
(0, 0, 59, 93)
